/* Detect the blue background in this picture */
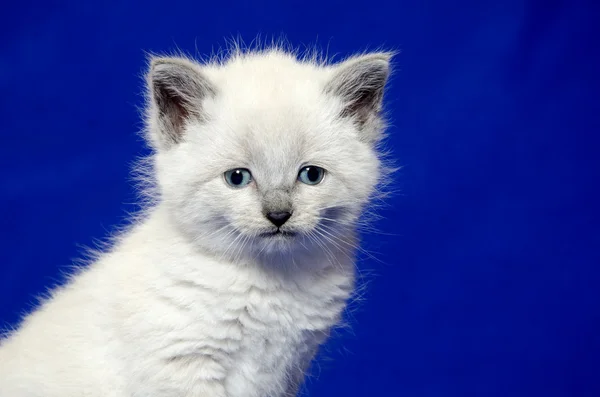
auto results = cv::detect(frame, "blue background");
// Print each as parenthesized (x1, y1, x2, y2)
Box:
(1, 0, 599, 396)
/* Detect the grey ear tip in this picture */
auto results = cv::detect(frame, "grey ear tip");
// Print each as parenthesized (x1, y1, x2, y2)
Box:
(372, 52, 394, 61)
(371, 52, 396, 67)
(363, 51, 397, 72)
(361, 58, 391, 79)
(148, 57, 197, 76)
(151, 58, 167, 66)
(372, 58, 391, 71)
(149, 58, 177, 72)
(343, 52, 394, 75)
(148, 59, 170, 78)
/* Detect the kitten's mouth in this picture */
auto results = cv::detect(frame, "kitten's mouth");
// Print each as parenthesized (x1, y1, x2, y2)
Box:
(259, 229, 297, 238)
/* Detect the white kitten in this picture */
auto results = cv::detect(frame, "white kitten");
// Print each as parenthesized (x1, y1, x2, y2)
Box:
(0, 45, 392, 397)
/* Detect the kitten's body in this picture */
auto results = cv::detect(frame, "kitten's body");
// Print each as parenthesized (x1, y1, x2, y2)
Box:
(0, 47, 392, 396)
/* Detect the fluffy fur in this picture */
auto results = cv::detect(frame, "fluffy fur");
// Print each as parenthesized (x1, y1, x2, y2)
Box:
(0, 44, 393, 397)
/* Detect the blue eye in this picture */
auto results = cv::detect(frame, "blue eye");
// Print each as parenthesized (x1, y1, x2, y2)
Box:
(224, 168, 252, 188)
(298, 166, 325, 185)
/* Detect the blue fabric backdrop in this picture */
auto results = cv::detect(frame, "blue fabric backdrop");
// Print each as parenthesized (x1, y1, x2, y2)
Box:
(1, 1, 599, 395)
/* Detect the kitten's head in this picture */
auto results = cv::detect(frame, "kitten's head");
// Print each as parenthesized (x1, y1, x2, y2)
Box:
(144, 48, 392, 264)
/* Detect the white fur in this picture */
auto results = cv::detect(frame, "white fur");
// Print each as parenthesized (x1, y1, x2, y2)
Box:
(0, 46, 392, 396)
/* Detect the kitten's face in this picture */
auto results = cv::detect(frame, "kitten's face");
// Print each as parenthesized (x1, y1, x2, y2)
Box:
(148, 51, 390, 262)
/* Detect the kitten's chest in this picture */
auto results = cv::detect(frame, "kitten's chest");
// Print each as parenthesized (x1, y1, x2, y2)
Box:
(235, 276, 349, 354)
(219, 268, 351, 396)
(236, 287, 324, 365)
(161, 263, 354, 396)
(224, 279, 352, 396)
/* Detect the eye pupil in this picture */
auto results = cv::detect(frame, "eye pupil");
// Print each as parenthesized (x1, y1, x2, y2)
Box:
(307, 167, 320, 182)
(230, 170, 243, 185)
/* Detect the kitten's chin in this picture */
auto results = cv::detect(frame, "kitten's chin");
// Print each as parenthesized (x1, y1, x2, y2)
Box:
(244, 228, 314, 259)
(258, 230, 298, 238)
(255, 231, 298, 252)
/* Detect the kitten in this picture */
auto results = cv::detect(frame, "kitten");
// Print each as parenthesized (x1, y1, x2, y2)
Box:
(0, 45, 393, 397)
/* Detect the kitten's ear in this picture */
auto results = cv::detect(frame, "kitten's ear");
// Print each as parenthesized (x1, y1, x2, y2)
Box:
(326, 52, 392, 140)
(146, 56, 216, 149)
